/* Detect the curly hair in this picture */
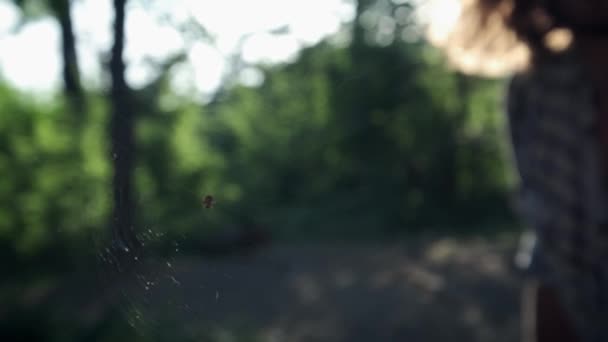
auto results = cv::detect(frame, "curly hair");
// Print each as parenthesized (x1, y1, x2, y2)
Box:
(429, 0, 574, 77)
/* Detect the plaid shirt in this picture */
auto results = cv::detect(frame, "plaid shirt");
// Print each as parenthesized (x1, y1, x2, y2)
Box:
(507, 48, 608, 341)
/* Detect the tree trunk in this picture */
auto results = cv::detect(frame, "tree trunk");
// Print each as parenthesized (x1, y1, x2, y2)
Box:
(352, 0, 367, 49)
(51, 0, 84, 114)
(109, 0, 139, 254)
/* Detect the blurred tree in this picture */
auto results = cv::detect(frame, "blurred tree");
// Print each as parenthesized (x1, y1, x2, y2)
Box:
(10, 0, 84, 114)
(48, 0, 84, 115)
(1, 0, 103, 268)
(108, 0, 140, 255)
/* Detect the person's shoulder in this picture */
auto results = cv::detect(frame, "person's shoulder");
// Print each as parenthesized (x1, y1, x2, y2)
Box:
(527, 47, 585, 87)
(506, 72, 531, 110)
(507, 73, 529, 95)
(504, 70, 538, 135)
(506, 49, 577, 100)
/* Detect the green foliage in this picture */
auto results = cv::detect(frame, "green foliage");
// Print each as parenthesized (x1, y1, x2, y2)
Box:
(0, 84, 109, 265)
(0, 0, 517, 262)
(0, 36, 515, 262)
(193, 40, 514, 235)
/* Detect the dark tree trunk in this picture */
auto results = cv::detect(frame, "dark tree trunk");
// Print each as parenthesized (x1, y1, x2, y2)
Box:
(51, 0, 84, 113)
(109, 0, 139, 254)
(352, 0, 377, 51)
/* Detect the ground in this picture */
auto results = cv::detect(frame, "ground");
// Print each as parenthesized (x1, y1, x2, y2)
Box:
(3, 235, 523, 341)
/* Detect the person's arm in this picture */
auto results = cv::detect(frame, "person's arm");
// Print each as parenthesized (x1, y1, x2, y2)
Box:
(522, 281, 580, 342)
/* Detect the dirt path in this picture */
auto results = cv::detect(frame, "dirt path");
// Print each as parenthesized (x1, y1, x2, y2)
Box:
(115, 237, 521, 342)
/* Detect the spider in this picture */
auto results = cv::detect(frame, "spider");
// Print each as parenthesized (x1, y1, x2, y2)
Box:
(202, 195, 215, 208)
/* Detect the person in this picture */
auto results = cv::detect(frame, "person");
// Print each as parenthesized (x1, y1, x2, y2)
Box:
(428, 0, 608, 341)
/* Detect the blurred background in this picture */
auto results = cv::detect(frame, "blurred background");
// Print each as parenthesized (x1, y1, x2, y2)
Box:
(0, 0, 524, 341)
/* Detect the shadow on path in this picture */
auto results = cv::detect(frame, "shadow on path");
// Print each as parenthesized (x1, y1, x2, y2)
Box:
(119, 237, 521, 342)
